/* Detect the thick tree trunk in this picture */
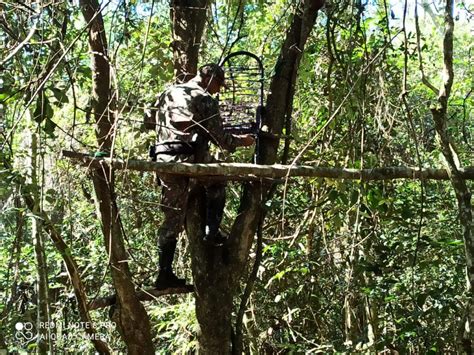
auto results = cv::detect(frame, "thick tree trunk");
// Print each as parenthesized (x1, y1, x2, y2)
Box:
(168, 1, 240, 351)
(229, 2, 325, 351)
(186, 187, 235, 352)
(185, 184, 264, 353)
(168, 0, 325, 351)
(171, 0, 209, 82)
(169, 0, 241, 351)
(79, 1, 154, 353)
(184, 1, 325, 352)
(260, 0, 326, 165)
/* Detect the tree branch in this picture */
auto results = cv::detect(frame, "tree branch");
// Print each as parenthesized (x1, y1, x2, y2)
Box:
(428, 1, 473, 349)
(62, 150, 474, 181)
(79, 0, 155, 352)
(89, 286, 194, 310)
(414, 0, 438, 94)
(21, 186, 111, 354)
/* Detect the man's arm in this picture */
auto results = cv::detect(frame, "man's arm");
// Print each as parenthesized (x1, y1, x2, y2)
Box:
(196, 96, 254, 152)
(143, 93, 165, 130)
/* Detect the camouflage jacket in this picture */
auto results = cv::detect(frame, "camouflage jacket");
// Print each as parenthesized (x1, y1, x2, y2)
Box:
(144, 78, 245, 154)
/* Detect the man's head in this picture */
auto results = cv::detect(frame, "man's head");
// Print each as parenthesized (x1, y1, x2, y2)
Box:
(198, 63, 227, 94)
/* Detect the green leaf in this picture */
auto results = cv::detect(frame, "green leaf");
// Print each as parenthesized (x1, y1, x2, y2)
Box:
(328, 189, 338, 202)
(350, 190, 359, 204)
(446, 239, 463, 246)
(384, 295, 397, 302)
(50, 87, 69, 104)
(44, 118, 57, 137)
(33, 94, 54, 123)
(401, 204, 412, 219)
(45, 188, 57, 203)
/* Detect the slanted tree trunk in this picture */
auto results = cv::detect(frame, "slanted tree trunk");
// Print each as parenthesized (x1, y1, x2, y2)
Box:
(21, 190, 110, 353)
(171, 0, 209, 82)
(260, 0, 326, 165)
(172, 0, 325, 352)
(79, 1, 154, 353)
(6, 125, 109, 353)
(428, 0, 473, 350)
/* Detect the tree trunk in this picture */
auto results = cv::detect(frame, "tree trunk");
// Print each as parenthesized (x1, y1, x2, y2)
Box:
(186, 186, 234, 352)
(167, 0, 239, 351)
(171, 0, 209, 82)
(260, 0, 326, 165)
(79, 1, 154, 353)
(30, 127, 51, 354)
(428, 0, 473, 349)
(185, 184, 264, 353)
(174, 0, 326, 352)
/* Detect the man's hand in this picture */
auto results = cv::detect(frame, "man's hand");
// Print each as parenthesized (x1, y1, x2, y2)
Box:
(236, 134, 255, 147)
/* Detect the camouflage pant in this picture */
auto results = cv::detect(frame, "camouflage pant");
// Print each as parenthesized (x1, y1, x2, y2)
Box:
(156, 153, 225, 247)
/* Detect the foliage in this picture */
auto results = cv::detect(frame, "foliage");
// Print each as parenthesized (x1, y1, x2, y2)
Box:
(0, 0, 472, 353)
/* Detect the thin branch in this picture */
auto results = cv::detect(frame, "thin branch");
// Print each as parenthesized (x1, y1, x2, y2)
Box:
(402, 0, 427, 312)
(19, 181, 111, 354)
(89, 285, 194, 310)
(0, 14, 39, 67)
(415, 0, 438, 94)
(0, 2, 111, 151)
(234, 216, 264, 354)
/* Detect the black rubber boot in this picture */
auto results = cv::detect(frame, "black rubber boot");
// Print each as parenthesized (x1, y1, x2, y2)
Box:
(155, 241, 186, 290)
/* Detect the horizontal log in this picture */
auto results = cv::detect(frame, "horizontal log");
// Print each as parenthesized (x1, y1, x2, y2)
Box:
(89, 285, 194, 310)
(62, 150, 474, 181)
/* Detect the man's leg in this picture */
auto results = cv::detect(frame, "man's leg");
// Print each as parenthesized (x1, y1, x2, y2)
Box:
(155, 173, 189, 289)
(204, 182, 227, 245)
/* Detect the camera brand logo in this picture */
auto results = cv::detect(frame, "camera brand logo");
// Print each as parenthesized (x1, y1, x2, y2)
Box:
(15, 322, 34, 341)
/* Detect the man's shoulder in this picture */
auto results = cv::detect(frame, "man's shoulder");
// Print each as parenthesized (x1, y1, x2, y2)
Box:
(175, 79, 204, 92)
(160, 80, 218, 112)
(168, 80, 208, 100)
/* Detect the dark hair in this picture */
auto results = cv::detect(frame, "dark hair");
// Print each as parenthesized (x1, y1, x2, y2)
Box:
(199, 63, 225, 82)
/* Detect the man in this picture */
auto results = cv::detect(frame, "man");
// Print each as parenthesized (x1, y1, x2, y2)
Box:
(144, 64, 255, 290)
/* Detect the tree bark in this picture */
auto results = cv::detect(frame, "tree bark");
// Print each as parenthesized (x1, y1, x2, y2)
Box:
(171, 0, 209, 82)
(260, 0, 326, 165)
(164, 0, 325, 351)
(427, 0, 473, 349)
(229, 2, 325, 351)
(62, 150, 474, 181)
(30, 127, 51, 354)
(89, 286, 194, 310)
(20, 188, 111, 354)
(79, 1, 155, 353)
(173, 0, 326, 352)
(168, 0, 236, 351)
